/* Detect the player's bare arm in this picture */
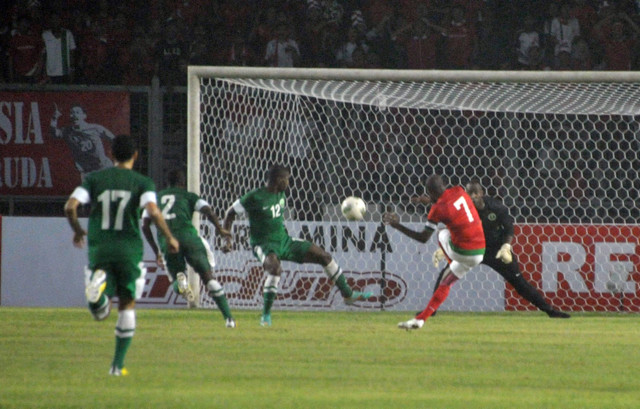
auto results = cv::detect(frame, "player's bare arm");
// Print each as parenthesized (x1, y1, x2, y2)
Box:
(382, 212, 434, 243)
(410, 195, 432, 206)
(141, 217, 165, 269)
(201, 206, 232, 240)
(64, 197, 87, 248)
(145, 202, 179, 253)
(221, 206, 237, 253)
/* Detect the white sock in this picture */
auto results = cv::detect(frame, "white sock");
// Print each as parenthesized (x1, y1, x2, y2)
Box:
(115, 309, 135, 338)
(263, 274, 280, 294)
(323, 259, 342, 282)
(206, 279, 224, 297)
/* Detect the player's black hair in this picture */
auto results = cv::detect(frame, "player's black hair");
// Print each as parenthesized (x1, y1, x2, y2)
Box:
(167, 169, 186, 186)
(112, 134, 137, 162)
(267, 164, 290, 183)
(425, 174, 445, 196)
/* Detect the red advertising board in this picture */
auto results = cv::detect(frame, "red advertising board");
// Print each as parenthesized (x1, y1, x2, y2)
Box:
(0, 91, 130, 196)
(508, 224, 640, 312)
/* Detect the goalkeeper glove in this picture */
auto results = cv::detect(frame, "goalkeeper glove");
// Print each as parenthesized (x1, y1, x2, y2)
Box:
(432, 248, 445, 267)
(496, 243, 512, 264)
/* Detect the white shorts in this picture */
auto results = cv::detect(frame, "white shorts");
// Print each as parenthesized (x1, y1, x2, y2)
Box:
(437, 229, 484, 279)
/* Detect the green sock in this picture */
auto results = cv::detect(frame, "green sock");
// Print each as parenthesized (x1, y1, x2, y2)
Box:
(112, 336, 132, 369)
(335, 274, 353, 298)
(263, 292, 276, 315)
(211, 294, 233, 320)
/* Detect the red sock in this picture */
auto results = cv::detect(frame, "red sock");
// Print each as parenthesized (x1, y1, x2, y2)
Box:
(416, 284, 451, 321)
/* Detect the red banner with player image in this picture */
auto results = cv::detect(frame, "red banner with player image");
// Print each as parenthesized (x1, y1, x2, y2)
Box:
(0, 91, 130, 196)
(508, 224, 640, 312)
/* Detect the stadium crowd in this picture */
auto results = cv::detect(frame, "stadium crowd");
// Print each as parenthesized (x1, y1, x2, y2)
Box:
(2, 0, 640, 86)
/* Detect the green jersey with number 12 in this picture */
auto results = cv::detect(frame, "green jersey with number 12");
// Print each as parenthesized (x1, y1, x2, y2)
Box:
(236, 188, 288, 246)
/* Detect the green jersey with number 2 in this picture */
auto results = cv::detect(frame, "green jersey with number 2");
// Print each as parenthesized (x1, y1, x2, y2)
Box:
(157, 187, 201, 240)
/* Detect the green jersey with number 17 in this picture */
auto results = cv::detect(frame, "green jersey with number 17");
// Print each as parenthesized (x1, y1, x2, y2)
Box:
(233, 188, 288, 246)
(72, 167, 156, 264)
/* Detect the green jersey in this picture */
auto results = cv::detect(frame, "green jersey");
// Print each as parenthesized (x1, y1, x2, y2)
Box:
(233, 188, 288, 246)
(156, 187, 205, 241)
(72, 167, 156, 265)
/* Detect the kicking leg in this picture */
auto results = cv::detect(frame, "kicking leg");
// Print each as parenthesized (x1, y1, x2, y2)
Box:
(399, 267, 459, 330)
(304, 244, 373, 304)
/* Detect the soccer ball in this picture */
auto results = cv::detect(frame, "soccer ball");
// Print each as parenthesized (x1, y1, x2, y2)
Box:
(341, 196, 366, 221)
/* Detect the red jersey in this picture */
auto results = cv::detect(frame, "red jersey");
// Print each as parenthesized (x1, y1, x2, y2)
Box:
(427, 186, 485, 252)
(8, 32, 43, 76)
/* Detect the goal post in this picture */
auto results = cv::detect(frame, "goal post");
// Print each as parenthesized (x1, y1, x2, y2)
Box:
(188, 66, 640, 313)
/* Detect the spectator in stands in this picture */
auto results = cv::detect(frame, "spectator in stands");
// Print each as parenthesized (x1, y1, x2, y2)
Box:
(166, 0, 212, 27)
(120, 26, 155, 85)
(442, 4, 478, 69)
(314, 23, 339, 67)
(473, 2, 497, 69)
(549, 3, 581, 66)
(300, 1, 331, 66)
(41, 10, 77, 84)
(335, 26, 368, 67)
(542, 1, 560, 66)
(515, 14, 540, 69)
(594, 11, 640, 70)
(347, 45, 368, 68)
(248, 6, 277, 61)
(392, 15, 443, 69)
(154, 19, 188, 87)
(7, 15, 43, 84)
(225, 30, 257, 66)
(554, 49, 573, 70)
(107, 11, 132, 54)
(78, 19, 109, 84)
(526, 45, 551, 70)
(364, 8, 405, 69)
(571, 36, 594, 70)
(118, 28, 154, 85)
(264, 21, 300, 67)
(572, 0, 598, 39)
(188, 24, 215, 66)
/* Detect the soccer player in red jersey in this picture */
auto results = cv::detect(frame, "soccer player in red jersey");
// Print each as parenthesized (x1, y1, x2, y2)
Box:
(383, 175, 485, 330)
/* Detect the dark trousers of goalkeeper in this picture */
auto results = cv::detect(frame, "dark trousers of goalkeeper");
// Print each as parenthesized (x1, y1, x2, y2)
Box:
(430, 249, 569, 318)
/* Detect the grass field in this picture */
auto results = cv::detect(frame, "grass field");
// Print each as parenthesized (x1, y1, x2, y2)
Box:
(1, 308, 639, 409)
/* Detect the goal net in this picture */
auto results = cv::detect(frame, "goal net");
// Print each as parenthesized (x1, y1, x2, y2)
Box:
(188, 67, 640, 313)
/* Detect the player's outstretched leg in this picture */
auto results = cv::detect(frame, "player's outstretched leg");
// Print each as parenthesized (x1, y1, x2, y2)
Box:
(487, 257, 571, 319)
(205, 278, 235, 328)
(323, 259, 373, 305)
